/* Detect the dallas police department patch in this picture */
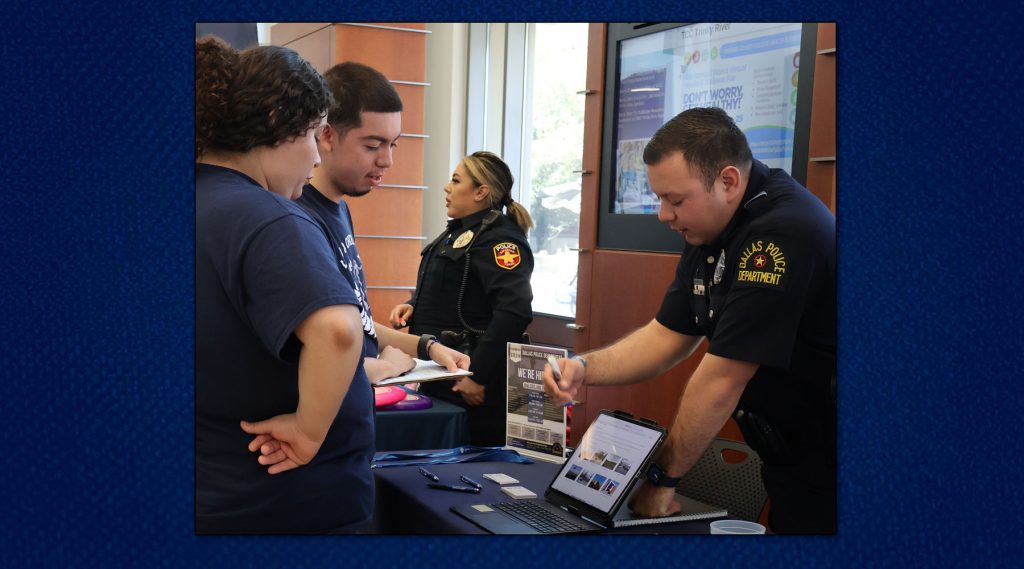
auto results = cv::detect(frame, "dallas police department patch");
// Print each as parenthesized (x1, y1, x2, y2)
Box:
(493, 242, 521, 270)
(736, 237, 788, 290)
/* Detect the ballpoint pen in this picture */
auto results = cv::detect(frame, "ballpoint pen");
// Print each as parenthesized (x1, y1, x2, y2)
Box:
(418, 466, 440, 482)
(427, 482, 481, 494)
(459, 475, 482, 489)
(547, 355, 562, 381)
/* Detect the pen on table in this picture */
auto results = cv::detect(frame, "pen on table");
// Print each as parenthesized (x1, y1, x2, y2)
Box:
(459, 475, 482, 489)
(427, 482, 481, 494)
(418, 467, 440, 482)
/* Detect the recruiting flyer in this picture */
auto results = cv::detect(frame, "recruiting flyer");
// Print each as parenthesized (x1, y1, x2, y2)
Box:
(506, 343, 568, 463)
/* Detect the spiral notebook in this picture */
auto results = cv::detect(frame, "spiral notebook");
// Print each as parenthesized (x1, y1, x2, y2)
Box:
(610, 487, 727, 528)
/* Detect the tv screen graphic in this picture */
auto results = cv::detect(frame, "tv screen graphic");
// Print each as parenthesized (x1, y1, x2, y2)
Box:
(613, 23, 806, 215)
(597, 22, 817, 252)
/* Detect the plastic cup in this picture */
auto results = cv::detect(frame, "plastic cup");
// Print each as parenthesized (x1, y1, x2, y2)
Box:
(709, 520, 767, 535)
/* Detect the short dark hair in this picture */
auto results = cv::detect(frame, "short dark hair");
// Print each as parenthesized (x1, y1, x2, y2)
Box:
(642, 107, 753, 190)
(323, 62, 403, 133)
(195, 36, 331, 159)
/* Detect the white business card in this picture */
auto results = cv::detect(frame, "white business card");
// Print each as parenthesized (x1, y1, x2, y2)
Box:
(483, 473, 519, 485)
(501, 485, 537, 499)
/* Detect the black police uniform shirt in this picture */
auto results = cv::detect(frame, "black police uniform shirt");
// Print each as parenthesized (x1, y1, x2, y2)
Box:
(296, 184, 379, 358)
(411, 208, 534, 409)
(196, 164, 375, 534)
(655, 159, 836, 455)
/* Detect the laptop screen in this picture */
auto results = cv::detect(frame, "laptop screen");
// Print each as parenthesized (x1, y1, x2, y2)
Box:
(548, 411, 665, 516)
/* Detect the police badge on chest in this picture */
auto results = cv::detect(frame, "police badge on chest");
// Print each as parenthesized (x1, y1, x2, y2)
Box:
(692, 278, 705, 296)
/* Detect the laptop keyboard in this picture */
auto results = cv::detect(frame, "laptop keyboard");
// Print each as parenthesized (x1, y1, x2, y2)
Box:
(493, 501, 590, 534)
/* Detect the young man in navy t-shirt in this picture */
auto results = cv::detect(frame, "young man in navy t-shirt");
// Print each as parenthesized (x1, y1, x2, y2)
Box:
(297, 62, 468, 382)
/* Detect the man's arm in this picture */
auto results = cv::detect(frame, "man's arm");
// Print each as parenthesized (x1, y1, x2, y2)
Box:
(582, 318, 703, 386)
(627, 353, 758, 517)
(543, 318, 702, 404)
(241, 304, 363, 474)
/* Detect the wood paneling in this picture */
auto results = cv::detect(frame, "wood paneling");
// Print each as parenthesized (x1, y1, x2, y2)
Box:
(807, 55, 836, 159)
(334, 25, 426, 82)
(807, 23, 837, 213)
(388, 136, 425, 187)
(573, 24, 607, 353)
(367, 289, 417, 328)
(806, 161, 837, 214)
(569, 24, 609, 429)
(581, 250, 711, 430)
(344, 187, 424, 236)
(354, 238, 422, 285)
(394, 83, 426, 134)
(816, 22, 836, 51)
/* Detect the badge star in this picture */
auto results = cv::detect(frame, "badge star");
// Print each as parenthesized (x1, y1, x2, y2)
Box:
(754, 255, 767, 268)
(497, 251, 519, 265)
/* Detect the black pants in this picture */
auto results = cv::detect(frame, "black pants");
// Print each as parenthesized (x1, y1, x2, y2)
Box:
(762, 450, 836, 534)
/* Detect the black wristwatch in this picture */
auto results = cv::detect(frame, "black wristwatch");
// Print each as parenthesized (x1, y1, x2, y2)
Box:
(417, 334, 438, 360)
(646, 463, 682, 488)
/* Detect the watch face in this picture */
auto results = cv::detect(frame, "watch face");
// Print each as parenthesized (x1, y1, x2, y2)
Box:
(647, 464, 663, 484)
(647, 463, 676, 487)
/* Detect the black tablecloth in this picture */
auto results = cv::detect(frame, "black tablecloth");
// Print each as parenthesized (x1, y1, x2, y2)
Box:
(369, 452, 716, 535)
(375, 394, 469, 451)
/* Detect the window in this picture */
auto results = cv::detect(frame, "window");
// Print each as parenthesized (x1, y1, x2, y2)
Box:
(466, 23, 588, 320)
(518, 23, 588, 318)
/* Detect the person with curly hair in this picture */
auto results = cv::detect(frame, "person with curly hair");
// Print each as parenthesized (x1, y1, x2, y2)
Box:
(195, 36, 374, 534)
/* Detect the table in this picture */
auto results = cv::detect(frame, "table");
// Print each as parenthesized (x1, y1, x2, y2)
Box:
(375, 393, 469, 451)
(369, 452, 717, 534)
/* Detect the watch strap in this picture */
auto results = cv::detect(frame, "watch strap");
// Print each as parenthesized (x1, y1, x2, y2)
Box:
(417, 334, 437, 360)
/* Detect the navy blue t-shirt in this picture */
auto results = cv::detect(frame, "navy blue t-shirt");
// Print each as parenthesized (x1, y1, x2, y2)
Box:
(195, 164, 375, 534)
(296, 184, 379, 358)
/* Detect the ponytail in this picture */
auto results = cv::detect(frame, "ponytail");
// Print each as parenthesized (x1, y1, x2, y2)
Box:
(505, 200, 534, 234)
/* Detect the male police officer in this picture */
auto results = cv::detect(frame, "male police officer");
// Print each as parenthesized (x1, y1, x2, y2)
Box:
(544, 107, 835, 534)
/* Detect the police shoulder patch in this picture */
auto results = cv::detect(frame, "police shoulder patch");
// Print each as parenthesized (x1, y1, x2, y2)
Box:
(735, 237, 788, 290)
(493, 242, 521, 270)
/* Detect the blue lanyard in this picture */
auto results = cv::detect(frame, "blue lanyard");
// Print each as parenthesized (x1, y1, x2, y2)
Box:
(371, 446, 534, 468)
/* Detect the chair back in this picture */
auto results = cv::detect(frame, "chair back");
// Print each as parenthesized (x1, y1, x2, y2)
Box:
(678, 438, 767, 522)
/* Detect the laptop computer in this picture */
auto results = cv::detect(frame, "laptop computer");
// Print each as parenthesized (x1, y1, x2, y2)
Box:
(451, 409, 667, 534)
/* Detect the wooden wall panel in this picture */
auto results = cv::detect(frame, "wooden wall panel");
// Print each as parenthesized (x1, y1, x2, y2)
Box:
(387, 136, 425, 186)
(807, 57, 836, 159)
(333, 25, 426, 82)
(581, 251, 703, 430)
(367, 289, 417, 328)
(394, 84, 426, 134)
(806, 161, 837, 214)
(354, 238, 423, 285)
(816, 22, 836, 51)
(344, 188, 424, 236)
(807, 23, 837, 213)
(573, 24, 607, 352)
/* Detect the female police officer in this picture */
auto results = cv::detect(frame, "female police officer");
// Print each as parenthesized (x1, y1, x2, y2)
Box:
(389, 151, 534, 446)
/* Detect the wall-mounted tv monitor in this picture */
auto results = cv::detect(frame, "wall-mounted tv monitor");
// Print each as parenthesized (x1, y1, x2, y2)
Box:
(598, 22, 818, 253)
